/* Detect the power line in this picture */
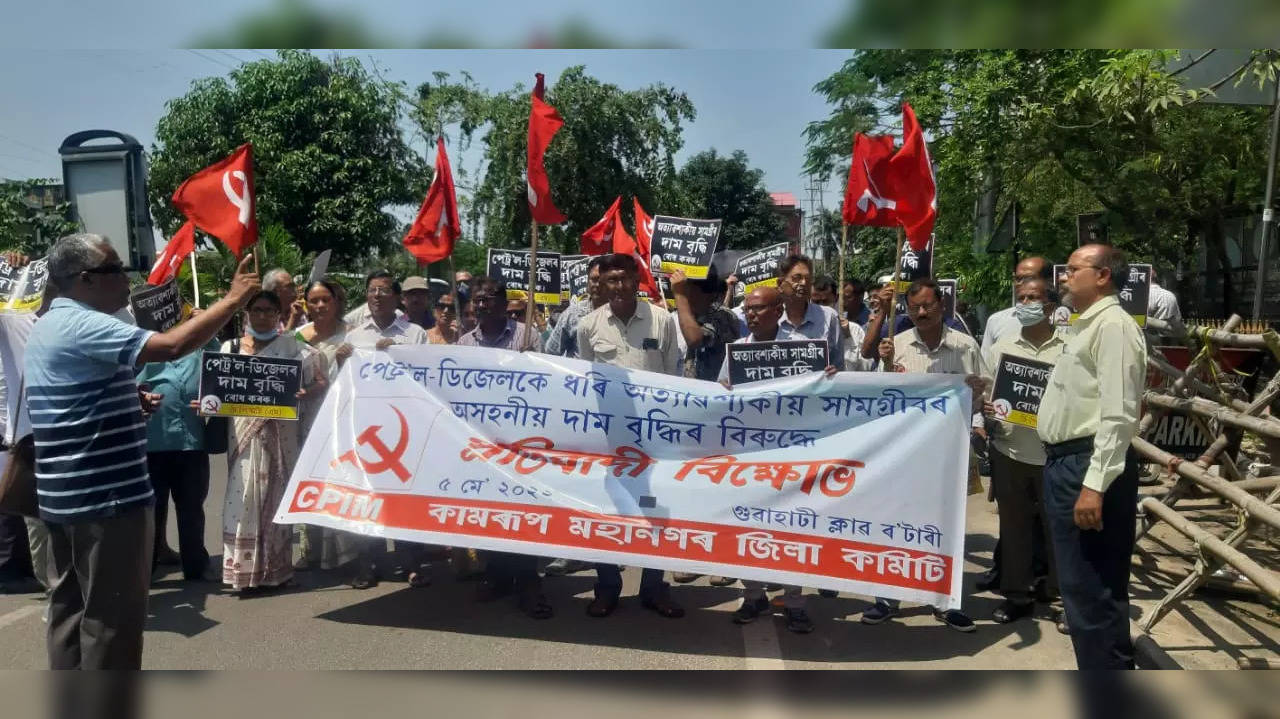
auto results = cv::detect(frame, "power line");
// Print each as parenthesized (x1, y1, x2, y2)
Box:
(213, 49, 248, 66)
(187, 49, 236, 72)
(0, 132, 52, 159)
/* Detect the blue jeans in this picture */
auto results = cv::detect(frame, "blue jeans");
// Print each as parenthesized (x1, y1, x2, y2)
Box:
(594, 564, 665, 600)
(1043, 438, 1137, 670)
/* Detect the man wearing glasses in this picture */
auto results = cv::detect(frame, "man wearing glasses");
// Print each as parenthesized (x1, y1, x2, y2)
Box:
(776, 254, 843, 365)
(1037, 244, 1145, 670)
(870, 277, 986, 633)
(980, 256, 1052, 358)
(24, 233, 260, 669)
(344, 271, 428, 351)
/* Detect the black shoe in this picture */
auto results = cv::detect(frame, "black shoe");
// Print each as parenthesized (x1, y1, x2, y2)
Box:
(975, 569, 1000, 592)
(1052, 607, 1069, 635)
(933, 608, 977, 633)
(992, 600, 1035, 624)
(155, 546, 181, 566)
(732, 596, 770, 624)
(785, 608, 815, 634)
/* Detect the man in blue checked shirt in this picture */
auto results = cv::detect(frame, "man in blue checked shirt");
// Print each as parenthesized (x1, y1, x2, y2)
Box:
(24, 233, 260, 669)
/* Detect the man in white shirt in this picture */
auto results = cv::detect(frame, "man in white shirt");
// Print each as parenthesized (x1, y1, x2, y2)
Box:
(343, 271, 428, 351)
(1146, 268, 1182, 324)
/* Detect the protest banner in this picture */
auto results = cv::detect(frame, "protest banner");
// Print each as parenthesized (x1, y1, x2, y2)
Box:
(198, 351, 303, 420)
(989, 354, 1054, 428)
(894, 278, 956, 322)
(727, 339, 829, 386)
(734, 242, 790, 293)
(561, 254, 588, 302)
(639, 274, 676, 309)
(487, 249, 562, 305)
(129, 279, 182, 332)
(651, 215, 721, 279)
(1058, 262, 1150, 326)
(275, 344, 973, 608)
(0, 256, 49, 313)
(894, 238, 932, 291)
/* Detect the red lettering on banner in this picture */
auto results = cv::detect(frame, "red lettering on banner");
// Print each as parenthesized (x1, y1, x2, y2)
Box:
(673, 454, 864, 497)
(459, 436, 653, 477)
(285, 480, 948, 594)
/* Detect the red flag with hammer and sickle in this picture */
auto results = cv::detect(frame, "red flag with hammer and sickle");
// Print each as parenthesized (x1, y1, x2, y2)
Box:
(403, 137, 461, 266)
(580, 196, 621, 255)
(147, 219, 195, 286)
(172, 143, 258, 257)
(526, 73, 566, 225)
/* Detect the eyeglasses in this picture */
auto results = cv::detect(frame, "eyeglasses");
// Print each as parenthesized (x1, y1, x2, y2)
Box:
(65, 262, 125, 278)
(742, 303, 776, 315)
(473, 294, 502, 305)
(906, 301, 940, 313)
(783, 274, 811, 285)
(435, 302, 455, 311)
(366, 287, 397, 297)
(248, 306, 280, 316)
(1064, 265, 1103, 277)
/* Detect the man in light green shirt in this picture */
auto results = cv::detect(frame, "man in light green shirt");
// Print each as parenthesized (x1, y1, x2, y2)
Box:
(981, 279, 1066, 625)
(1036, 244, 1146, 669)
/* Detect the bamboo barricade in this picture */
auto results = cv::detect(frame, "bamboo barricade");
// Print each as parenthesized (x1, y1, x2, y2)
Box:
(1130, 314, 1280, 634)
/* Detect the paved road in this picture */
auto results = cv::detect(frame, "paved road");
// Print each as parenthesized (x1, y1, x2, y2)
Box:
(0, 455, 1076, 669)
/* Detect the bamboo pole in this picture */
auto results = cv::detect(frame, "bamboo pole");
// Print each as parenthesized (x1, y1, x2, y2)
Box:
(190, 252, 201, 309)
(1144, 392, 1280, 439)
(837, 223, 848, 316)
(447, 255, 464, 331)
(1131, 436, 1280, 531)
(881, 227, 905, 372)
(526, 220, 539, 350)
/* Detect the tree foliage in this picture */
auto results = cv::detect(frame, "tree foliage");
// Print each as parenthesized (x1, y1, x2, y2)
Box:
(409, 66, 695, 254)
(147, 49, 428, 263)
(804, 49, 1280, 311)
(0, 179, 80, 255)
(672, 150, 784, 251)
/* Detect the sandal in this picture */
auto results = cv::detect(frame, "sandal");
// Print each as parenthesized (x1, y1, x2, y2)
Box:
(518, 590, 554, 620)
(407, 569, 431, 588)
(587, 595, 619, 618)
(348, 570, 378, 590)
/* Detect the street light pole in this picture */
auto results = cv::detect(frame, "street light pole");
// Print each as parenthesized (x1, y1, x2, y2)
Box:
(1252, 76, 1280, 320)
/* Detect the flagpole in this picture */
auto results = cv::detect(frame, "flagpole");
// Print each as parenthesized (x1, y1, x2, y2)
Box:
(883, 227, 905, 373)
(447, 255, 464, 330)
(190, 252, 201, 309)
(526, 220, 539, 350)
(837, 223, 849, 316)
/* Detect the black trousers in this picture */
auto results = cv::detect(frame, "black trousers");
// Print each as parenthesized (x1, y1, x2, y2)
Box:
(146, 451, 211, 579)
(46, 505, 154, 670)
(1043, 437, 1138, 670)
(991, 448, 1057, 602)
(0, 510, 34, 582)
(484, 551, 541, 590)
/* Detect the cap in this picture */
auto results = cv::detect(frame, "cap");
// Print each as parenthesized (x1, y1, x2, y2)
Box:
(402, 276, 430, 293)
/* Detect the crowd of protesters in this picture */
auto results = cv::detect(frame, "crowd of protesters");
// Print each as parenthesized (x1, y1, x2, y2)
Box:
(0, 232, 1160, 670)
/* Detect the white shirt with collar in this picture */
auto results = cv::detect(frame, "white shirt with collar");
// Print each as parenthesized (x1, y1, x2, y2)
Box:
(345, 313, 428, 350)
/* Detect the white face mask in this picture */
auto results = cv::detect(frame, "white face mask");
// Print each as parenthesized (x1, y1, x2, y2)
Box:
(1014, 301, 1046, 327)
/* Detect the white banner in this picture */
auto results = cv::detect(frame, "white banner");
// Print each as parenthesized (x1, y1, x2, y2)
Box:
(275, 345, 972, 608)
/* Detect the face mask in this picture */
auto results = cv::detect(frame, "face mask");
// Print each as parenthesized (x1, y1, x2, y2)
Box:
(247, 326, 279, 341)
(1014, 302, 1046, 327)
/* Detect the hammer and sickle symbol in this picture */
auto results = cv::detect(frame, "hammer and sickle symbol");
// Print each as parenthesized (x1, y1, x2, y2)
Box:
(331, 406, 412, 483)
(222, 170, 252, 228)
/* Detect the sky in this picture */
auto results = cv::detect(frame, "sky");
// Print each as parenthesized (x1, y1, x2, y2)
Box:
(0, 49, 853, 243)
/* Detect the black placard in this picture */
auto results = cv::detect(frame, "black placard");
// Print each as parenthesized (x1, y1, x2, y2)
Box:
(1148, 413, 1213, 460)
(734, 242, 789, 292)
(894, 239, 933, 290)
(197, 351, 303, 420)
(130, 279, 182, 332)
(727, 339, 829, 385)
(651, 215, 721, 279)
(561, 255, 588, 302)
(0, 256, 49, 312)
(894, 278, 957, 322)
(989, 353, 1054, 428)
(487, 249, 562, 305)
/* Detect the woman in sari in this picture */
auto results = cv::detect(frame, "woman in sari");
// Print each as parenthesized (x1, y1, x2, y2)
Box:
(293, 279, 364, 581)
(220, 291, 326, 594)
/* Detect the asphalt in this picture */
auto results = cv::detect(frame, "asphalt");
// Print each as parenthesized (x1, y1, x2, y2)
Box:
(0, 455, 1079, 669)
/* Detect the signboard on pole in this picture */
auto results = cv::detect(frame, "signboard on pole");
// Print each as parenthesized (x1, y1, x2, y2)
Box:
(734, 242, 790, 293)
(487, 249, 562, 305)
(894, 238, 933, 291)
(0, 256, 49, 313)
(560, 255, 588, 302)
(989, 354, 1054, 428)
(651, 215, 721, 279)
(727, 339, 829, 386)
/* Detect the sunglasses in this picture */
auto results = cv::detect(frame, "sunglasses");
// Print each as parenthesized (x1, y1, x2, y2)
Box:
(435, 302, 455, 311)
(64, 262, 126, 278)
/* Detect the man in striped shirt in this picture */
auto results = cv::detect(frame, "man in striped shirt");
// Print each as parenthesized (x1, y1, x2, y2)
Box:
(25, 233, 260, 669)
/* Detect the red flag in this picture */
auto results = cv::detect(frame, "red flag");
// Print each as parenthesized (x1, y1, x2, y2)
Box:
(842, 133, 900, 227)
(403, 137, 461, 265)
(171, 143, 258, 257)
(631, 198, 654, 262)
(886, 103, 936, 251)
(527, 73, 566, 225)
(147, 220, 195, 285)
(580, 196, 621, 255)
(616, 223, 661, 301)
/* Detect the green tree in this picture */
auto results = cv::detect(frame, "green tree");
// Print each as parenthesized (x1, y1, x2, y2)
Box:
(804, 49, 1279, 312)
(410, 66, 695, 254)
(672, 149, 785, 252)
(0, 179, 80, 255)
(148, 49, 428, 263)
